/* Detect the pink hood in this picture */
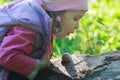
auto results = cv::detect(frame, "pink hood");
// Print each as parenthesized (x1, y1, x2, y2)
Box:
(37, 0, 88, 11)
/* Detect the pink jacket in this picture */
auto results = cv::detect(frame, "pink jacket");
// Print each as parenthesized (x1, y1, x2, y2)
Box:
(0, 0, 53, 79)
(0, 25, 53, 79)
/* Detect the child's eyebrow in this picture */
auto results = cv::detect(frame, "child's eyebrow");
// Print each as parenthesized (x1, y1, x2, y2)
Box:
(78, 13, 85, 18)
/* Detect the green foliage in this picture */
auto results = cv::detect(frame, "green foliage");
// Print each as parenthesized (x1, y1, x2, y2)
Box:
(53, 0, 120, 57)
(0, 0, 12, 5)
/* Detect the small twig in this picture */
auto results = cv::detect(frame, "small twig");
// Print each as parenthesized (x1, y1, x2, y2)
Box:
(74, 58, 88, 66)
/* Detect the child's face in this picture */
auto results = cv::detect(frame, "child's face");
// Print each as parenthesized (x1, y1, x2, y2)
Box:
(55, 10, 86, 38)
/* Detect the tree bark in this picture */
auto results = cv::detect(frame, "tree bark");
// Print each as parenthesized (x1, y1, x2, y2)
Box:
(41, 50, 120, 80)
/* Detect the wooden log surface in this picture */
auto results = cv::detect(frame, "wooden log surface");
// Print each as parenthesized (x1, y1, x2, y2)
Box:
(39, 50, 120, 80)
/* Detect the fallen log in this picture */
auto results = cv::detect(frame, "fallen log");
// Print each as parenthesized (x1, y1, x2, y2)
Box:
(39, 50, 120, 80)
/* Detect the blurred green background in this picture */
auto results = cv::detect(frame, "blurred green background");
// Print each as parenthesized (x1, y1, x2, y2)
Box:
(1, 0, 120, 58)
(0, 0, 11, 5)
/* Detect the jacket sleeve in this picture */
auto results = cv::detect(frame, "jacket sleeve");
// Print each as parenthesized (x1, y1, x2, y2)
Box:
(0, 26, 40, 78)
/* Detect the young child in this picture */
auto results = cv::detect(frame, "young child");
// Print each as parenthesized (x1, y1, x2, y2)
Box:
(0, 0, 88, 80)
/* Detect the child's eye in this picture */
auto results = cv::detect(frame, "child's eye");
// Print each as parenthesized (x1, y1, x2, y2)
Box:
(74, 18, 79, 21)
